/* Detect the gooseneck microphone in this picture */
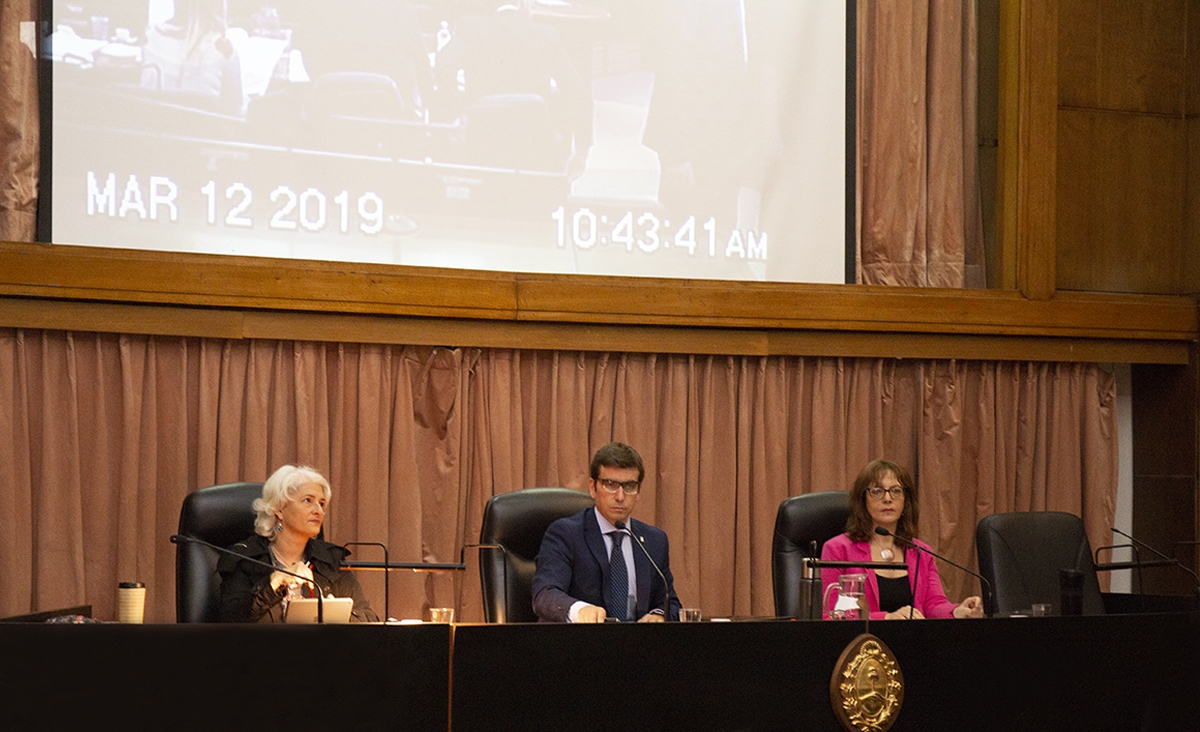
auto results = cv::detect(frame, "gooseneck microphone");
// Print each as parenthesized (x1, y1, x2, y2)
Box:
(171, 533, 325, 623)
(615, 521, 675, 619)
(1112, 527, 1200, 596)
(902, 529, 922, 620)
(874, 526, 993, 618)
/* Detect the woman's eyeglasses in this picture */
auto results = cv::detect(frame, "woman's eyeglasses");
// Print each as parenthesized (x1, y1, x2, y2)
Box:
(867, 486, 904, 500)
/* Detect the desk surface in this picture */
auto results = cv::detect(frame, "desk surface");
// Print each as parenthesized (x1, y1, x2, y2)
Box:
(452, 612, 1200, 732)
(2, 612, 1196, 732)
(0, 623, 450, 732)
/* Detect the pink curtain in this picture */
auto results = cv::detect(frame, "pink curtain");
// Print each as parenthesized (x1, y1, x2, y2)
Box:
(0, 330, 1117, 622)
(857, 0, 986, 286)
(0, 0, 39, 241)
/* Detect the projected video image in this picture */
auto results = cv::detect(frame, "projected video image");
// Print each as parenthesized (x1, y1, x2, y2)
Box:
(48, 0, 848, 282)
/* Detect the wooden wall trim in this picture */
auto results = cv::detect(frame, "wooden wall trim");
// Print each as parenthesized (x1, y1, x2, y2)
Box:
(0, 295, 1191, 365)
(3, 242, 518, 319)
(2, 242, 1196, 345)
(513, 275, 1195, 339)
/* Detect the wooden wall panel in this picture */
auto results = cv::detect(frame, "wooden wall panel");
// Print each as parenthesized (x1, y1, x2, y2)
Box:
(1056, 0, 1193, 296)
(1190, 0, 1200, 116)
(1131, 361, 1199, 595)
(1056, 109, 1185, 294)
(1188, 0, 1200, 295)
(1058, 0, 1187, 114)
(1015, 0, 1058, 300)
(1189, 118, 1200, 295)
(995, 0, 1020, 290)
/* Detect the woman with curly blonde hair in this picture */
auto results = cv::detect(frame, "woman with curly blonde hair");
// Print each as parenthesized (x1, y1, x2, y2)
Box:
(217, 464, 376, 622)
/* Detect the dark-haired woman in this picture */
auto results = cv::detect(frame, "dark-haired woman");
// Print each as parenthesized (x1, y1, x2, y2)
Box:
(820, 460, 984, 620)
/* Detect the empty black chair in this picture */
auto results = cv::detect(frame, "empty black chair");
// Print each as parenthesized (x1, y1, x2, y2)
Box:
(175, 481, 264, 623)
(478, 487, 595, 623)
(772, 491, 851, 618)
(975, 511, 1106, 616)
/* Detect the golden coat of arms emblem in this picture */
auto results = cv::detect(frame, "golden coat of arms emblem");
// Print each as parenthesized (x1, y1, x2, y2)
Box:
(830, 633, 904, 731)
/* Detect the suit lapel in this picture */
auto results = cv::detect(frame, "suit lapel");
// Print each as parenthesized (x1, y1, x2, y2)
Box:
(583, 509, 609, 583)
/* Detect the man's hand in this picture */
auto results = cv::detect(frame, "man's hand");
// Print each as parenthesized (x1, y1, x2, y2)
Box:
(637, 612, 665, 623)
(576, 605, 608, 623)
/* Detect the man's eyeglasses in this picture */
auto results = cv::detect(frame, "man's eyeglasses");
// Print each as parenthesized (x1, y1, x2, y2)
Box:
(867, 486, 904, 500)
(597, 478, 641, 495)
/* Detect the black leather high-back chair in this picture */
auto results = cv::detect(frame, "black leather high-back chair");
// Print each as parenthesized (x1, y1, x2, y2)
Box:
(175, 481, 264, 623)
(975, 511, 1106, 616)
(772, 491, 851, 618)
(478, 487, 595, 623)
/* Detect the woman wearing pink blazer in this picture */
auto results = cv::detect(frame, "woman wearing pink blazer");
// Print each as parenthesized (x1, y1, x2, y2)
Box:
(821, 460, 984, 620)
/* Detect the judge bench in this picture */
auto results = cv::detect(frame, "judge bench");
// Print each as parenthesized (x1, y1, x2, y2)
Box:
(1, 600, 1197, 731)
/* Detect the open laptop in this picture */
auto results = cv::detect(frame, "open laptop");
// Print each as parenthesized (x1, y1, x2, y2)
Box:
(286, 597, 354, 624)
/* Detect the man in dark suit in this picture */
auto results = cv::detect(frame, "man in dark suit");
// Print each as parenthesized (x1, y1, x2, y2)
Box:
(532, 442, 682, 622)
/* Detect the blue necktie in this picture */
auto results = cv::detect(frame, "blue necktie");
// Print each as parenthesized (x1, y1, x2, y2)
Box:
(606, 531, 628, 621)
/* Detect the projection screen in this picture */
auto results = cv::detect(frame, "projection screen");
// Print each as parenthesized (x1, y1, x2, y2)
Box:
(45, 0, 851, 283)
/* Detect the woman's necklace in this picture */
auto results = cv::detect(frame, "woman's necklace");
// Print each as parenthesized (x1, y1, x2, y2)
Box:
(270, 544, 302, 569)
(875, 539, 894, 561)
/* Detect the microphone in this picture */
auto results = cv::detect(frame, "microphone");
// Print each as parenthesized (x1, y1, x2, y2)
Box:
(615, 520, 675, 620)
(874, 526, 993, 618)
(171, 533, 325, 623)
(1113, 527, 1200, 596)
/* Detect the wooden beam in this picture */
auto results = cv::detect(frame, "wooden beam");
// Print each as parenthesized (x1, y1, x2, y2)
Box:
(2, 243, 1194, 343)
(0, 297, 1190, 365)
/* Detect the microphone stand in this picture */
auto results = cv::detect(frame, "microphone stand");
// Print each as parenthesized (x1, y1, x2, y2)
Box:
(805, 558, 909, 628)
(341, 541, 388, 623)
(1171, 540, 1200, 555)
(171, 533, 324, 623)
(460, 543, 508, 621)
(1093, 543, 1178, 595)
(617, 521, 675, 620)
(338, 546, 470, 623)
(875, 526, 993, 618)
(1113, 527, 1200, 598)
(1173, 541, 1200, 603)
(907, 539, 921, 620)
(798, 540, 820, 620)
